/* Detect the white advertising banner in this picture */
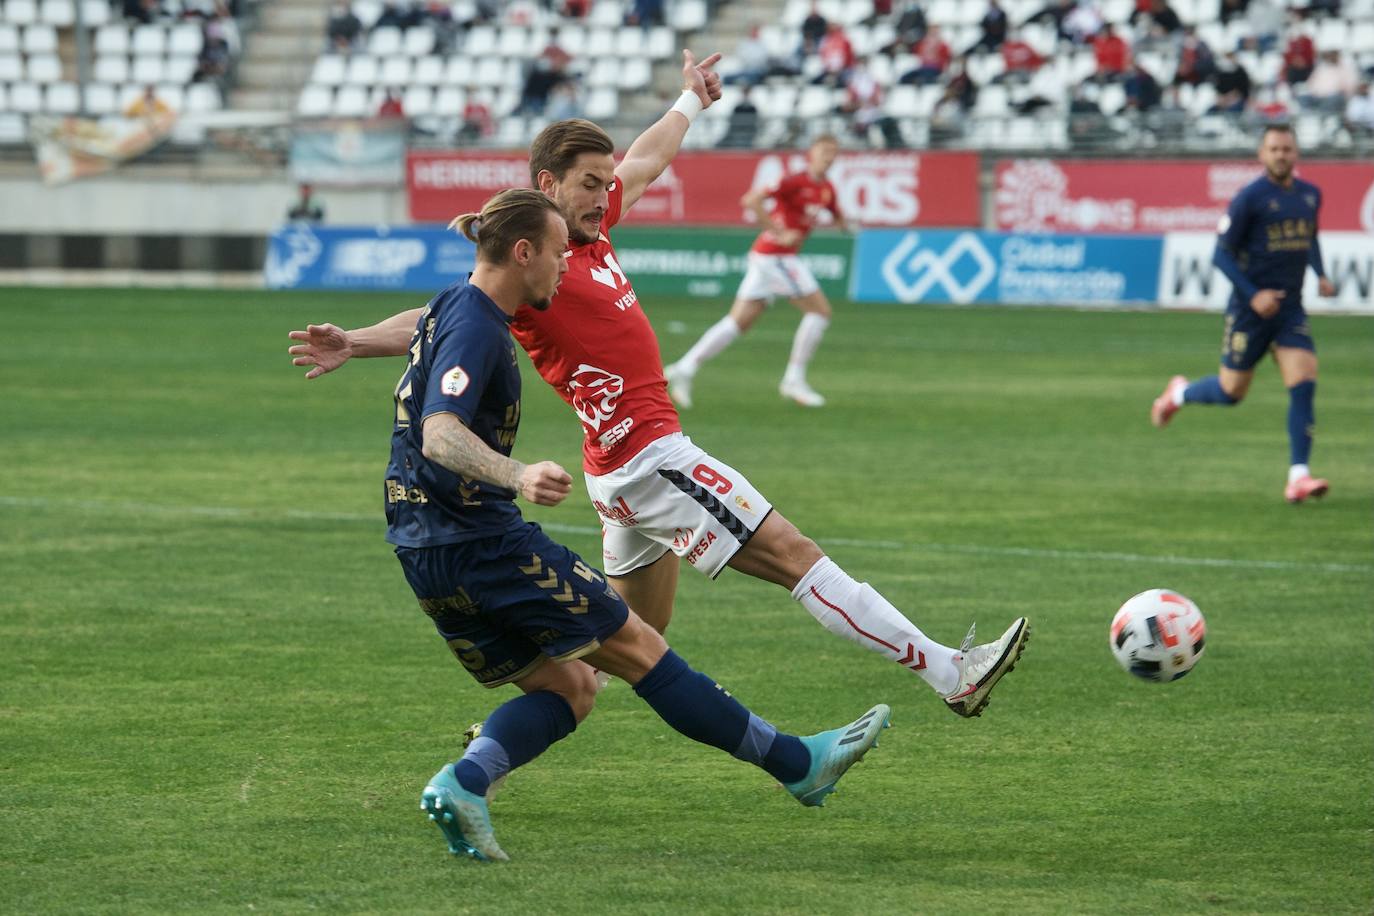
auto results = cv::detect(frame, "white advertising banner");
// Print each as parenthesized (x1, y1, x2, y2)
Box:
(1158, 232, 1374, 315)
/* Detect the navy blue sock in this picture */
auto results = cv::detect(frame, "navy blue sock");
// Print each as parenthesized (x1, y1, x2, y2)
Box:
(1287, 380, 1316, 466)
(453, 690, 577, 797)
(1183, 375, 1238, 405)
(632, 650, 810, 784)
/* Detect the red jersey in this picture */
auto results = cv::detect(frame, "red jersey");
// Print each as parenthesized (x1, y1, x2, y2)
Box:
(511, 180, 681, 474)
(750, 171, 842, 255)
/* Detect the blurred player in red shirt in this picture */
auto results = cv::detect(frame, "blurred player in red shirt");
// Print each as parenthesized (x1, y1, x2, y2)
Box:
(289, 59, 1029, 719)
(664, 135, 850, 409)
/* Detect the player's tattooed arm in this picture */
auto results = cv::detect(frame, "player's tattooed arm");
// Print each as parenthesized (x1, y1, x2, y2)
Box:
(288, 307, 422, 378)
(422, 413, 573, 507)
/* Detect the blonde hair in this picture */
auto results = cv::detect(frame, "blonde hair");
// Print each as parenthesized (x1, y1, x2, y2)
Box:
(528, 119, 615, 187)
(449, 188, 562, 265)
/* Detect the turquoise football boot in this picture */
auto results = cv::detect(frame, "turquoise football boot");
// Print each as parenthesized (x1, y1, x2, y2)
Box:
(420, 764, 509, 862)
(784, 703, 891, 807)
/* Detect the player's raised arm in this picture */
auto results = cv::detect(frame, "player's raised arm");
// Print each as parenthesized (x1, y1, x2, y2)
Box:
(287, 307, 423, 378)
(614, 49, 723, 213)
(421, 413, 572, 507)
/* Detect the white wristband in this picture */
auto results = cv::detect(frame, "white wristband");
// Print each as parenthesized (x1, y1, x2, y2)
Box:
(669, 90, 702, 124)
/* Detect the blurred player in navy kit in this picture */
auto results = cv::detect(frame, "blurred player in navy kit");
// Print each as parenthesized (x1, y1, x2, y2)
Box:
(1151, 124, 1337, 503)
(380, 187, 889, 863)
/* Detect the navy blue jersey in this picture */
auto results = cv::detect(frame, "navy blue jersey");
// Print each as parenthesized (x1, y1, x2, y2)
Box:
(384, 282, 524, 548)
(1215, 175, 1323, 309)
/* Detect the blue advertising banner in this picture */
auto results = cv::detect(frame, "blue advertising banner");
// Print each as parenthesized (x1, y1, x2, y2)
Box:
(851, 230, 1164, 306)
(264, 223, 475, 291)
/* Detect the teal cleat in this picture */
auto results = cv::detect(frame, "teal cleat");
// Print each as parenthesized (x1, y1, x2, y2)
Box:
(420, 764, 509, 862)
(783, 703, 891, 807)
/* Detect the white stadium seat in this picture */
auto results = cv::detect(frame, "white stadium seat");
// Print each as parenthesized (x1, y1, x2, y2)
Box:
(83, 80, 116, 113)
(645, 26, 673, 59)
(311, 54, 345, 86)
(130, 24, 166, 56)
(588, 0, 622, 28)
(618, 56, 651, 90)
(412, 54, 442, 85)
(0, 112, 25, 142)
(351, 0, 382, 28)
(79, 0, 110, 26)
(432, 85, 465, 115)
(0, 24, 16, 52)
(497, 26, 531, 57)
(556, 25, 586, 56)
(584, 86, 618, 120)
(131, 54, 165, 84)
(367, 25, 401, 56)
(614, 27, 644, 58)
(8, 81, 42, 112)
(0, 52, 20, 80)
(585, 28, 614, 57)
(22, 23, 55, 53)
(344, 54, 379, 85)
(93, 55, 127, 83)
(586, 58, 616, 87)
(94, 24, 127, 55)
(333, 84, 368, 116)
(669, 0, 706, 31)
(5, 0, 39, 26)
(401, 84, 432, 116)
(165, 55, 197, 83)
(297, 83, 333, 117)
(379, 55, 412, 87)
(796, 84, 834, 118)
(0, 83, 9, 112)
(185, 81, 220, 112)
(403, 26, 433, 56)
(26, 52, 60, 81)
(168, 23, 203, 57)
(39, 0, 73, 26)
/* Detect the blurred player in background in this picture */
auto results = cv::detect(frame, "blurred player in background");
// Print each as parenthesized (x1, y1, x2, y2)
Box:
(388, 187, 889, 862)
(290, 54, 1029, 720)
(1151, 124, 1336, 504)
(663, 134, 851, 409)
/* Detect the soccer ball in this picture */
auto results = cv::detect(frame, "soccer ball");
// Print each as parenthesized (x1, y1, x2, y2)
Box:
(1109, 589, 1207, 682)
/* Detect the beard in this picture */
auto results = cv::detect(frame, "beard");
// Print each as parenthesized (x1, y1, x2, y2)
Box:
(529, 296, 553, 311)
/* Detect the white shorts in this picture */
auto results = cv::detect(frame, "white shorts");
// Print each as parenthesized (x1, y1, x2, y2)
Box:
(585, 433, 773, 579)
(736, 252, 821, 303)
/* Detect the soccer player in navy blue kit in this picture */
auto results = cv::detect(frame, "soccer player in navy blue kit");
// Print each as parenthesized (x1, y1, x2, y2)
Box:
(385, 188, 890, 862)
(1151, 124, 1337, 503)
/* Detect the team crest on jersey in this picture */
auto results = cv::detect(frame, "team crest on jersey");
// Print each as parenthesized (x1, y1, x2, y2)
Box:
(1304, 194, 1316, 208)
(568, 363, 624, 430)
(734, 495, 754, 514)
(440, 366, 470, 397)
(1216, 215, 1230, 234)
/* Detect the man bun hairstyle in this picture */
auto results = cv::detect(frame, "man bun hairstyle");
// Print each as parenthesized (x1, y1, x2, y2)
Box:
(449, 188, 562, 265)
(528, 118, 615, 187)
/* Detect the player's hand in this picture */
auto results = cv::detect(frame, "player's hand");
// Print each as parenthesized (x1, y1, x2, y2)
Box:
(1317, 277, 1336, 297)
(775, 227, 803, 247)
(682, 49, 723, 108)
(1250, 289, 1284, 318)
(518, 461, 573, 507)
(288, 323, 353, 379)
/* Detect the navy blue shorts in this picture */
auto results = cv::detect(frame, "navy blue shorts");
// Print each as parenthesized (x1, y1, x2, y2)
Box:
(395, 523, 630, 688)
(1221, 304, 1315, 371)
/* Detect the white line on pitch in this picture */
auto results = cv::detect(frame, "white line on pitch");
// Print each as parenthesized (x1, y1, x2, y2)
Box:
(3, 495, 1369, 576)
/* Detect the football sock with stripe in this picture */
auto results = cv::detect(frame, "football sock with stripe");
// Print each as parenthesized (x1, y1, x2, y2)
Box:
(453, 690, 576, 797)
(1287, 380, 1315, 466)
(633, 649, 809, 784)
(784, 313, 830, 384)
(1182, 375, 1238, 405)
(678, 315, 742, 373)
(793, 557, 961, 696)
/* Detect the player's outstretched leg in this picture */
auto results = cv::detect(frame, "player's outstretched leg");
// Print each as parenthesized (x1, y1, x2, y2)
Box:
(663, 359, 696, 410)
(421, 763, 509, 862)
(943, 618, 1031, 718)
(1150, 375, 1188, 427)
(665, 315, 746, 409)
(783, 703, 891, 807)
(1284, 380, 1328, 503)
(779, 313, 830, 407)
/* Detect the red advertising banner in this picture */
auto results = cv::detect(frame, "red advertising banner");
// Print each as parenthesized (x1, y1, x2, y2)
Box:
(408, 149, 980, 227)
(994, 159, 1374, 234)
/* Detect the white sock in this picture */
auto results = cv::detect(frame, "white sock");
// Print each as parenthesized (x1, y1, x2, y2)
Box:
(1171, 380, 1187, 407)
(792, 557, 961, 696)
(783, 314, 830, 384)
(1288, 464, 1310, 485)
(679, 315, 742, 373)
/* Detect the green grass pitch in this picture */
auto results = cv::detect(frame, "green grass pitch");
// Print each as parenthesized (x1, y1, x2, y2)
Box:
(2, 288, 1371, 914)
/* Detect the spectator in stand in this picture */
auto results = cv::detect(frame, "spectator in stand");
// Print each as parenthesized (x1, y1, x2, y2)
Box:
(887, 1, 927, 52)
(1210, 51, 1252, 112)
(1282, 29, 1317, 85)
(124, 0, 160, 24)
(1248, 83, 1290, 122)
(724, 25, 772, 86)
(1344, 81, 1374, 135)
(1024, 0, 1076, 43)
(1062, 1, 1104, 45)
(1092, 23, 1130, 81)
(1301, 49, 1360, 112)
(997, 28, 1045, 81)
(459, 96, 494, 141)
(800, 2, 829, 55)
(1218, 0, 1249, 23)
(1068, 83, 1111, 144)
(423, 0, 459, 54)
(899, 24, 950, 84)
(563, 0, 589, 18)
(208, 2, 240, 56)
(374, 1, 408, 29)
(839, 58, 904, 147)
(628, 0, 665, 28)
(545, 82, 582, 120)
(327, 2, 363, 51)
(287, 184, 324, 223)
(377, 88, 406, 119)
(1241, 0, 1283, 52)
(967, 0, 1009, 54)
(929, 59, 977, 145)
(1139, 0, 1182, 34)
(719, 85, 761, 148)
(1123, 61, 1162, 112)
(814, 22, 856, 87)
(1174, 26, 1216, 86)
(516, 35, 573, 115)
(124, 84, 172, 119)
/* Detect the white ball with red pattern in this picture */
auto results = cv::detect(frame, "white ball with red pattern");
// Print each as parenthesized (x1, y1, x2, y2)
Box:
(1109, 589, 1207, 683)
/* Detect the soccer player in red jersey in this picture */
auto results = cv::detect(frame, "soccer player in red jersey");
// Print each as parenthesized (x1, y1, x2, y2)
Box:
(290, 53, 1029, 718)
(664, 134, 850, 409)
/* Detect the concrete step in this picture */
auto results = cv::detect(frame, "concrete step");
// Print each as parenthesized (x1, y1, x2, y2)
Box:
(231, 86, 296, 110)
(259, 4, 326, 31)
(244, 32, 323, 58)
(236, 60, 312, 89)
